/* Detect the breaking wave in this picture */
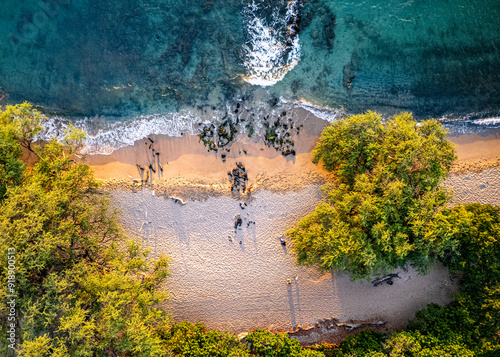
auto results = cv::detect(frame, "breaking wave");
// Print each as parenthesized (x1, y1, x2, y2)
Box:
(37, 98, 497, 156)
(295, 100, 344, 122)
(242, 0, 302, 86)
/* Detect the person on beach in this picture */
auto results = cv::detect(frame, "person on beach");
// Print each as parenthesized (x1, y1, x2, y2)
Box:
(286, 278, 292, 285)
(280, 237, 286, 246)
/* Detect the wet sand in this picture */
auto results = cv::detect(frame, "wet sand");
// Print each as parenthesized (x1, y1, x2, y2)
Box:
(84, 114, 500, 199)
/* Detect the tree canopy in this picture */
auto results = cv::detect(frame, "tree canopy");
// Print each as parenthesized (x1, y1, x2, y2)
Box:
(0, 104, 171, 356)
(287, 112, 457, 279)
(0, 102, 44, 154)
(0, 102, 326, 356)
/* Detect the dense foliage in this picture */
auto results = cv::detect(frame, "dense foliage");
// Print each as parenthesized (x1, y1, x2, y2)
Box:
(406, 203, 500, 356)
(245, 329, 324, 356)
(287, 111, 500, 355)
(0, 103, 37, 201)
(314, 202, 500, 356)
(287, 112, 457, 279)
(0, 104, 171, 356)
(159, 321, 250, 357)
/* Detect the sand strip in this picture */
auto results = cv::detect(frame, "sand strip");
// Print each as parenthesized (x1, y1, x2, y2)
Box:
(111, 187, 460, 335)
(84, 116, 500, 198)
(106, 166, 500, 338)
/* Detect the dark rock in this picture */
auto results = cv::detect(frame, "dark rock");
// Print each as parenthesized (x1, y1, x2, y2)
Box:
(234, 215, 243, 229)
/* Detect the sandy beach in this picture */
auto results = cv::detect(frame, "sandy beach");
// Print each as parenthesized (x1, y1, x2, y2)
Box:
(111, 187, 461, 337)
(85, 112, 500, 199)
(85, 109, 334, 198)
(83, 112, 500, 343)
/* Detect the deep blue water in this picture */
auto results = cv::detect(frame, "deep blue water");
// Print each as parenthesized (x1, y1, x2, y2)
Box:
(1, 0, 500, 151)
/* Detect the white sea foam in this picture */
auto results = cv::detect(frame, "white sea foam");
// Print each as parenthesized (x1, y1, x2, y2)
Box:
(472, 117, 500, 126)
(37, 97, 348, 155)
(295, 100, 344, 122)
(38, 112, 204, 155)
(242, 0, 301, 86)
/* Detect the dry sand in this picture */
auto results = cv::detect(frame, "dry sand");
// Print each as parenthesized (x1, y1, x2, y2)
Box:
(446, 167, 500, 206)
(86, 113, 500, 342)
(111, 186, 459, 336)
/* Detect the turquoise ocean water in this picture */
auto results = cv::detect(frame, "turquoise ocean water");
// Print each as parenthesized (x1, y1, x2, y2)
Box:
(1, 0, 499, 152)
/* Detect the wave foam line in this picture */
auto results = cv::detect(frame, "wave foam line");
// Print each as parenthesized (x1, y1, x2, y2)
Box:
(294, 100, 344, 122)
(37, 99, 349, 156)
(472, 117, 500, 126)
(38, 112, 204, 155)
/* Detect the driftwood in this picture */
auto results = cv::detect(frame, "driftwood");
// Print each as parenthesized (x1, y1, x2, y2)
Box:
(372, 273, 400, 286)
(139, 221, 151, 232)
(338, 320, 386, 331)
(127, 175, 143, 183)
(170, 196, 187, 205)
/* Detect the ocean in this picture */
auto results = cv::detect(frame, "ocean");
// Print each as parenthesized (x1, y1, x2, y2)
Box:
(1, 0, 499, 153)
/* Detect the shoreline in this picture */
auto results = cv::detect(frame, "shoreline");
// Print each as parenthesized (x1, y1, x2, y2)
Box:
(85, 112, 335, 200)
(83, 114, 500, 200)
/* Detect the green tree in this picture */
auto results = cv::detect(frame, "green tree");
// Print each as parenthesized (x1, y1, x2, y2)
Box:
(0, 135, 170, 356)
(338, 330, 386, 356)
(159, 321, 250, 357)
(0, 102, 44, 154)
(0, 104, 37, 201)
(403, 203, 500, 356)
(446, 203, 500, 290)
(287, 112, 457, 279)
(246, 329, 324, 357)
(382, 331, 473, 357)
(0, 126, 24, 201)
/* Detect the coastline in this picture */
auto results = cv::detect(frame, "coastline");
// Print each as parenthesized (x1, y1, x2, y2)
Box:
(79, 113, 500, 343)
(84, 115, 500, 200)
(84, 112, 335, 199)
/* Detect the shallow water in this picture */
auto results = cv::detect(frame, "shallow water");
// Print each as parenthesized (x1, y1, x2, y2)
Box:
(1, 0, 499, 149)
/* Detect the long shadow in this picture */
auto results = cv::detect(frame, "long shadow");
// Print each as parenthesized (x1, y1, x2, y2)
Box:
(280, 236, 288, 253)
(243, 212, 257, 247)
(330, 269, 341, 315)
(287, 284, 297, 329)
(294, 280, 302, 327)
(174, 214, 190, 249)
